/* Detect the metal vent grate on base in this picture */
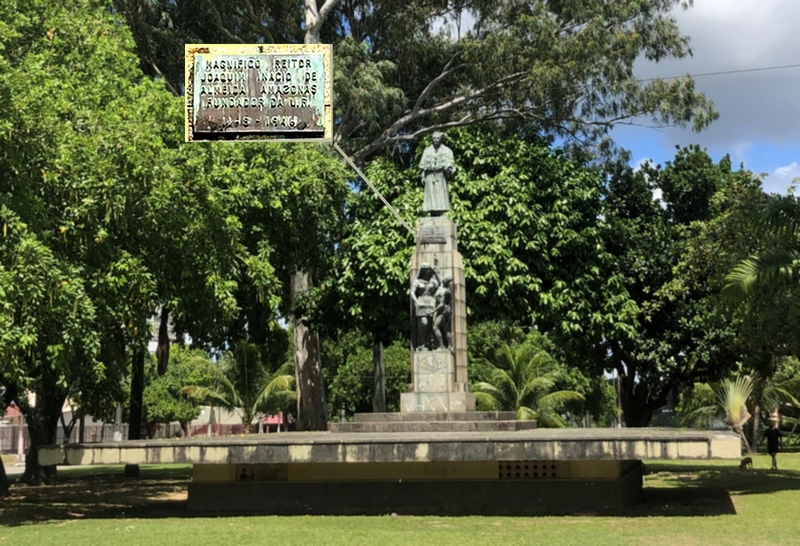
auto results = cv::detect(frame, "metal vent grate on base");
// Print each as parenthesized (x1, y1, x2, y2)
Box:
(498, 461, 567, 479)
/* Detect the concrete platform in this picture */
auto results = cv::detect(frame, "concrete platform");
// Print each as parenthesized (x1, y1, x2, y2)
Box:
(187, 462, 644, 515)
(330, 420, 537, 433)
(354, 411, 517, 422)
(37, 428, 739, 515)
(39, 428, 740, 466)
(331, 410, 533, 433)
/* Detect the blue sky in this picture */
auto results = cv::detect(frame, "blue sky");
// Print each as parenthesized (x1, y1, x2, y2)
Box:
(611, 0, 800, 195)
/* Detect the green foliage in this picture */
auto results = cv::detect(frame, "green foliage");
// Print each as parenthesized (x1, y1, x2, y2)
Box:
(114, 0, 718, 162)
(0, 207, 100, 391)
(335, 128, 635, 358)
(724, 194, 800, 301)
(327, 340, 410, 417)
(181, 342, 296, 429)
(598, 147, 770, 426)
(141, 345, 215, 435)
(471, 343, 584, 427)
(677, 383, 721, 428)
(466, 321, 527, 384)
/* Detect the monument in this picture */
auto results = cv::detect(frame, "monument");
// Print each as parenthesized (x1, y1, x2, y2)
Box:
(402, 131, 474, 412)
(34, 50, 741, 518)
(36, 130, 743, 515)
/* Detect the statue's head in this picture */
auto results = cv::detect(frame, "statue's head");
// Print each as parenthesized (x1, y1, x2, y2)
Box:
(432, 131, 443, 147)
(441, 275, 453, 287)
(418, 262, 434, 279)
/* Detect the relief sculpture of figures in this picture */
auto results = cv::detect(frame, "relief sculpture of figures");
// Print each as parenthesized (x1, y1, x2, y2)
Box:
(411, 262, 440, 351)
(419, 131, 455, 216)
(433, 276, 453, 350)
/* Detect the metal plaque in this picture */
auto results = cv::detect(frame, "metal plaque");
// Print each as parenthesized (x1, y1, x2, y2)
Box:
(185, 44, 333, 142)
(419, 224, 448, 243)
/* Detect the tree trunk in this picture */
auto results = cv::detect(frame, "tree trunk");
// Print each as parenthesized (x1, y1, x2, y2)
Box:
(750, 402, 761, 455)
(737, 427, 752, 454)
(372, 340, 387, 412)
(304, 0, 341, 45)
(78, 414, 85, 443)
(60, 411, 77, 444)
(292, 2, 334, 431)
(125, 344, 146, 477)
(292, 270, 328, 431)
(618, 364, 669, 427)
(156, 306, 171, 376)
(22, 369, 65, 484)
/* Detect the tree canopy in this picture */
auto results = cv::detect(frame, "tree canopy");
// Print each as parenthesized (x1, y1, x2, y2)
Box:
(114, 0, 717, 162)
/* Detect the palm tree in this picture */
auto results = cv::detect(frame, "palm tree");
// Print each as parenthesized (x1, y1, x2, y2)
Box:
(724, 194, 800, 299)
(717, 375, 754, 453)
(182, 342, 296, 431)
(682, 371, 800, 454)
(678, 382, 721, 428)
(682, 375, 755, 452)
(471, 343, 584, 427)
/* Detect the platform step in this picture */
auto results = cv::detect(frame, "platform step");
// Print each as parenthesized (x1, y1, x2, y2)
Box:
(353, 411, 516, 423)
(330, 420, 537, 433)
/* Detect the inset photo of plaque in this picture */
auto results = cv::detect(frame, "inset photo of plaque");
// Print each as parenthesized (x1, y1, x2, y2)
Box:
(185, 44, 333, 142)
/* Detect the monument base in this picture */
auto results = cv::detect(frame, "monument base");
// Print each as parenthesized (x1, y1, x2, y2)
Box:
(402, 349, 475, 412)
(39, 429, 740, 516)
(400, 391, 476, 412)
(187, 460, 643, 515)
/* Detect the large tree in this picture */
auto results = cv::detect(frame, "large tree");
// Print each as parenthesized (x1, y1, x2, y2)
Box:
(112, 0, 717, 424)
(598, 146, 778, 426)
(0, 0, 177, 480)
(115, 0, 717, 162)
(0, 0, 291, 478)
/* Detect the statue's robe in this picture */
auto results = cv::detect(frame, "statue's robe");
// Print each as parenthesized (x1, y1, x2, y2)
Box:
(420, 144, 454, 215)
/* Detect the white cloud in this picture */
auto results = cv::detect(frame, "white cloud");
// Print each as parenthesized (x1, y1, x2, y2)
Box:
(633, 0, 800, 148)
(764, 161, 800, 195)
(632, 157, 653, 171)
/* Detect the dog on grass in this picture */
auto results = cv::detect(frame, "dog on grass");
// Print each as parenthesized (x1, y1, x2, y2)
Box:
(739, 456, 753, 471)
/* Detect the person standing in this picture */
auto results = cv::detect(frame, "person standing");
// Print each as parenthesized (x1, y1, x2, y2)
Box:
(764, 420, 785, 470)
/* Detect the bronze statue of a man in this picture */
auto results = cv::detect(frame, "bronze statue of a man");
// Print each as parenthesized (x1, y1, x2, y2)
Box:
(419, 131, 455, 216)
(411, 262, 440, 351)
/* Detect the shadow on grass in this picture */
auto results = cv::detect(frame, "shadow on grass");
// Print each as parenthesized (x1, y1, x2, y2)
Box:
(644, 462, 800, 496)
(0, 467, 193, 526)
(3, 462, 799, 523)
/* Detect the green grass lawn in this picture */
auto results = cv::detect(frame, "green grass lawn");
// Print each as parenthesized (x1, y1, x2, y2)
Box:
(2, 454, 800, 546)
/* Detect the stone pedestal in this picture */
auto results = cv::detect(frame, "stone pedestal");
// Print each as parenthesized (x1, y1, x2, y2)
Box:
(405, 216, 472, 412)
(401, 350, 475, 412)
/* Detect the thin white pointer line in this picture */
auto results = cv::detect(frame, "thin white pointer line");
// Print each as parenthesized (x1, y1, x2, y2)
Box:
(333, 142, 415, 235)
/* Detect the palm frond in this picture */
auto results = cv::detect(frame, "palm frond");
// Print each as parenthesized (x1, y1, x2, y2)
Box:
(181, 385, 235, 410)
(680, 404, 721, 427)
(254, 373, 296, 414)
(717, 375, 753, 430)
(538, 390, 585, 411)
(723, 243, 800, 301)
(762, 194, 800, 234)
(474, 391, 502, 411)
(490, 368, 519, 404)
(773, 387, 800, 409)
(535, 409, 569, 428)
(516, 406, 538, 421)
(519, 375, 558, 400)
